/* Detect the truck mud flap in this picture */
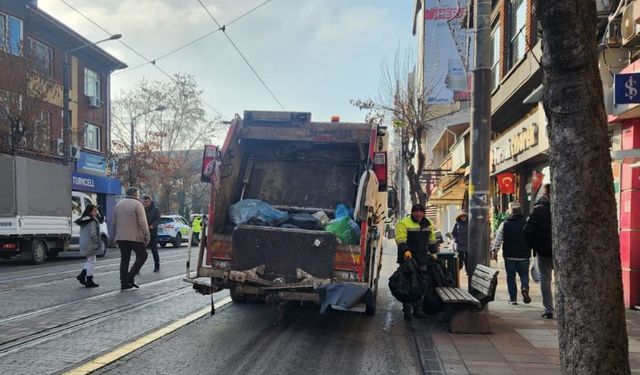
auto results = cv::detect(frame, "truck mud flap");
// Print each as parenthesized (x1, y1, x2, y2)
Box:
(232, 225, 336, 281)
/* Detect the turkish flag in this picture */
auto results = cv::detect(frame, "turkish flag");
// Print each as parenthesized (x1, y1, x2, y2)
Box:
(532, 171, 544, 194)
(497, 173, 516, 195)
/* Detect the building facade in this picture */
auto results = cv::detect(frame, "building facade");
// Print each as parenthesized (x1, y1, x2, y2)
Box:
(0, 0, 126, 218)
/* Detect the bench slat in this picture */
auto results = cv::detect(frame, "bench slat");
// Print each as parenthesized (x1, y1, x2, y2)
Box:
(436, 287, 480, 306)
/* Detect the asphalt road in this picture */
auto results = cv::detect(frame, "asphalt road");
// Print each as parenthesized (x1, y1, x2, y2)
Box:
(93, 246, 440, 375)
(0, 241, 440, 375)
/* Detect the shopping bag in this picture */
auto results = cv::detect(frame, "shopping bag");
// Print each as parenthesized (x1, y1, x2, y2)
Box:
(531, 258, 541, 284)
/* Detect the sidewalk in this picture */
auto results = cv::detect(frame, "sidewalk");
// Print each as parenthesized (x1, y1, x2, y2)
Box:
(420, 259, 640, 375)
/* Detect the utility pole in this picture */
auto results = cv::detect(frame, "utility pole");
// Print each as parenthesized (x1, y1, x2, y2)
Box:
(468, 0, 492, 286)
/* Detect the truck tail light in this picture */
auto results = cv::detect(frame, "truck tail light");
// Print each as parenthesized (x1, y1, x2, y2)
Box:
(373, 151, 387, 191)
(1, 243, 18, 250)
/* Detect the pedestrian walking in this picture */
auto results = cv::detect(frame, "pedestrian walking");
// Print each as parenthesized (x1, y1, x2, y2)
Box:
(395, 204, 439, 320)
(191, 215, 202, 246)
(143, 196, 161, 273)
(112, 187, 150, 291)
(75, 204, 102, 288)
(491, 202, 532, 305)
(524, 183, 554, 319)
(451, 211, 469, 275)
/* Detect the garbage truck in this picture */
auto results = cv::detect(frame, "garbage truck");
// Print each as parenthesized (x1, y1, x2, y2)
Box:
(184, 111, 391, 317)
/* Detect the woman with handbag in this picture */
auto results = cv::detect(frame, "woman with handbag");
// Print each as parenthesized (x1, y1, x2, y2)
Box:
(75, 204, 102, 288)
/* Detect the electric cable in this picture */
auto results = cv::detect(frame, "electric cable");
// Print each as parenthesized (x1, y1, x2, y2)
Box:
(196, 0, 286, 111)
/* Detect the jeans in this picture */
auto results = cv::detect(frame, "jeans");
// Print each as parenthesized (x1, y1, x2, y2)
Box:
(504, 259, 530, 301)
(117, 241, 148, 284)
(537, 255, 554, 314)
(148, 236, 160, 267)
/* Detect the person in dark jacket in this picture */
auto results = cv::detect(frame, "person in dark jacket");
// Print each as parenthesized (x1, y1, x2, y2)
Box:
(143, 196, 161, 273)
(523, 184, 553, 319)
(75, 204, 102, 288)
(395, 204, 438, 320)
(451, 211, 469, 275)
(491, 202, 531, 305)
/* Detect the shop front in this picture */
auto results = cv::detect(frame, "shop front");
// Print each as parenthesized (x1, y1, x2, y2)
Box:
(73, 151, 122, 222)
(489, 104, 550, 224)
(609, 59, 640, 308)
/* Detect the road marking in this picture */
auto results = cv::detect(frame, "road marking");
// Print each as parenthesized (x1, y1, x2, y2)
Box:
(63, 296, 232, 375)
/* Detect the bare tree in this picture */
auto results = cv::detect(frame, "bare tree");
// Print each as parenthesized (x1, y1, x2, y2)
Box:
(533, 0, 630, 373)
(352, 53, 434, 206)
(111, 73, 223, 213)
(0, 44, 59, 157)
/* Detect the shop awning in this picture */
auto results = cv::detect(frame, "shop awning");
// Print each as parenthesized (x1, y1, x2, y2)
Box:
(428, 174, 467, 206)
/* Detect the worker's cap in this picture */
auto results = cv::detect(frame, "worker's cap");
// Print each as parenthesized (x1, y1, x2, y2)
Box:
(411, 204, 426, 213)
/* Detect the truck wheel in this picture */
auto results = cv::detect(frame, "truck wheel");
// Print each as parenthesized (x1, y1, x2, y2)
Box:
(230, 289, 248, 303)
(46, 249, 59, 260)
(173, 234, 182, 248)
(30, 240, 47, 265)
(97, 237, 108, 258)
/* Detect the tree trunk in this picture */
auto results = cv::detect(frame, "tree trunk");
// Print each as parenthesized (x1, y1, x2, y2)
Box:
(534, 1, 630, 373)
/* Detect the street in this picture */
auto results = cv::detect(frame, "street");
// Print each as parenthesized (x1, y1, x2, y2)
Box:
(0, 244, 437, 375)
(0, 246, 221, 375)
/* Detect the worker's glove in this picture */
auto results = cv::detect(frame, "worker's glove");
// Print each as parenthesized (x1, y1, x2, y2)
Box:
(403, 251, 413, 261)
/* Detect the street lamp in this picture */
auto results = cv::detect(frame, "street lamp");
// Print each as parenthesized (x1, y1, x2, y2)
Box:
(62, 34, 122, 165)
(128, 105, 167, 187)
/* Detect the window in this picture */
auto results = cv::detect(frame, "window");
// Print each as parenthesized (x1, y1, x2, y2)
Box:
(72, 196, 82, 216)
(84, 123, 100, 152)
(84, 68, 100, 100)
(33, 109, 51, 151)
(29, 38, 52, 78)
(491, 23, 501, 90)
(509, 0, 527, 69)
(0, 13, 23, 56)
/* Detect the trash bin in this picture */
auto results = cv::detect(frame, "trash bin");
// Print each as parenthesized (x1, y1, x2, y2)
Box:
(437, 251, 459, 287)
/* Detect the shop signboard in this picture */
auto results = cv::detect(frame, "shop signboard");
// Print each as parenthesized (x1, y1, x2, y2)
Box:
(77, 151, 107, 176)
(490, 108, 549, 175)
(72, 172, 121, 195)
(615, 73, 640, 105)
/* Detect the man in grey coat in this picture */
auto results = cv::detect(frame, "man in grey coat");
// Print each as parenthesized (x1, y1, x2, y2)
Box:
(112, 187, 150, 290)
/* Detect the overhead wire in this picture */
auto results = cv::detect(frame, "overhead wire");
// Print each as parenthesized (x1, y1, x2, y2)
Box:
(57, 0, 227, 120)
(113, 0, 274, 76)
(196, 0, 286, 111)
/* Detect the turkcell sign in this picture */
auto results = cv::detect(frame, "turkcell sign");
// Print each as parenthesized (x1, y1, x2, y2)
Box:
(615, 73, 640, 104)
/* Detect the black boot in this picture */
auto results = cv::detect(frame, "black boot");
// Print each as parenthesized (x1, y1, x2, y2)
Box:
(85, 276, 99, 288)
(402, 304, 413, 320)
(76, 269, 87, 286)
(154, 264, 160, 273)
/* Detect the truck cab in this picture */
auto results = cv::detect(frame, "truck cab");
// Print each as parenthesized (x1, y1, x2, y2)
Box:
(186, 111, 389, 315)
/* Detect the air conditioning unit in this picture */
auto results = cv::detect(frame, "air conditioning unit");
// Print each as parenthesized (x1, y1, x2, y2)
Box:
(88, 96, 101, 108)
(622, 1, 640, 47)
(55, 138, 64, 156)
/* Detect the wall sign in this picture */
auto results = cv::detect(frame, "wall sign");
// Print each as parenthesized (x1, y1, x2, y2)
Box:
(490, 108, 549, 175)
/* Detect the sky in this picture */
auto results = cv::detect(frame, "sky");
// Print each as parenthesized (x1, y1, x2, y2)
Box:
(39, 0, 416, 127)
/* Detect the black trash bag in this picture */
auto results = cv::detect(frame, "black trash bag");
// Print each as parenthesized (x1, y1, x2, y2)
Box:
(280, 213, 324, 230)
(423, 258, 456, 314)
(388, 259, 426, 304)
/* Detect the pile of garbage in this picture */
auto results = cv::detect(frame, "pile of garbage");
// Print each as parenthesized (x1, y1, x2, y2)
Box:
(228, 199, 361, 245)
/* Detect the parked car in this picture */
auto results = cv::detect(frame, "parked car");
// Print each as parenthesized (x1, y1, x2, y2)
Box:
(158, 215, 191, 248)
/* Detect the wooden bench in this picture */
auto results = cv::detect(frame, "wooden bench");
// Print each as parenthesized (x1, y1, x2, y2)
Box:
(436, 264, 499, 334)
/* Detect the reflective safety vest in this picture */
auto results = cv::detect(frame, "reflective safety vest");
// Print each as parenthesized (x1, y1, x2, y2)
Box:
(395, 215, 437, 264)
(191, 216, 202, 234)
